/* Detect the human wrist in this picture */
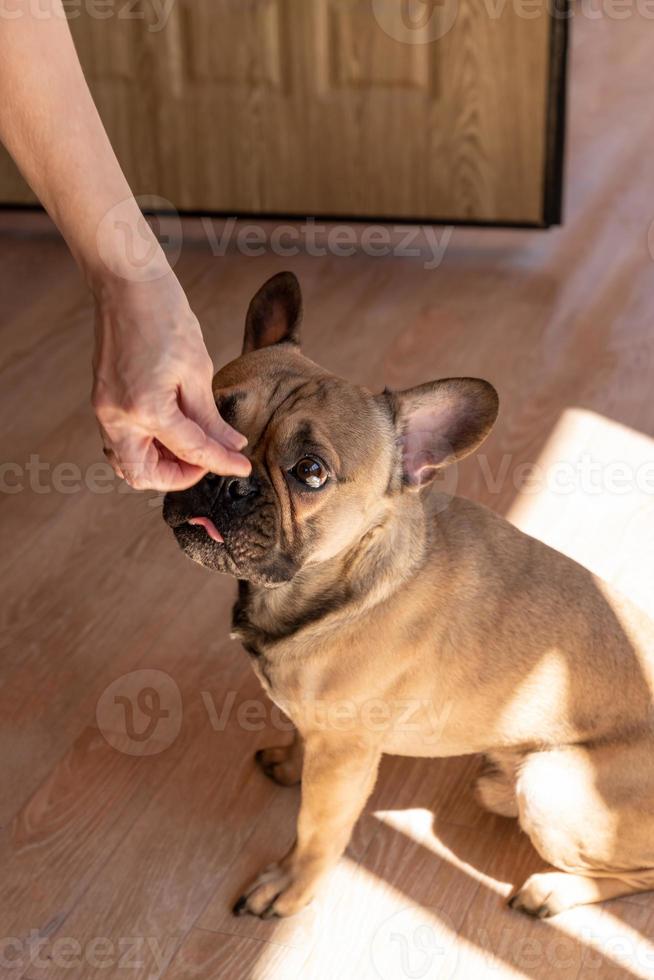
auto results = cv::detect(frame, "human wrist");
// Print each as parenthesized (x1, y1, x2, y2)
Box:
(76, 196, 171, 296)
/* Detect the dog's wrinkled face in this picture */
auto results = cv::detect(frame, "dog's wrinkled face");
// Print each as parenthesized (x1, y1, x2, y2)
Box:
(163, 348, 393, 584)
(163, 272, 498, 585)
(162, 272, 395, 585)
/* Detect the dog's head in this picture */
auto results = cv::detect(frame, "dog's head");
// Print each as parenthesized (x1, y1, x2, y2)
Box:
(163, 272, 498, 585)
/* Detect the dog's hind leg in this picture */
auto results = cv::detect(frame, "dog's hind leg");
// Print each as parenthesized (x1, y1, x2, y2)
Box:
(255, 728, 304, 786)
(474, 752, 520, 818)
(510, 868, 654, 918)
(510, 740, 654, 917)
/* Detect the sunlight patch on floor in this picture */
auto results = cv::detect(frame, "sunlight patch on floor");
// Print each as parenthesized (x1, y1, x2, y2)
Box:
(252, 835, 654, 980)
(373, 807, 509, 893)
(506, 408, 654, 613)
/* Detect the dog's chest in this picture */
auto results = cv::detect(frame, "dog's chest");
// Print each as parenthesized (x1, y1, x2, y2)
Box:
(230, 592, 328, 714)
(230, 597, 289, 699)
(230, 619, 274, 690)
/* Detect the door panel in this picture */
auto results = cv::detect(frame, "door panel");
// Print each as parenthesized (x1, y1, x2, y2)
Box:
(0, 0, 567, 225)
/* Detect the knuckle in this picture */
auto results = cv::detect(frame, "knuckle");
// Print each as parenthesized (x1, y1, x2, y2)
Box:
(124, 471, 149, 490)
(186, 442, 211, 466)
(92, 390, 157, 430)
(122, 393, 154, 423)
(193, 350, 213, 372)
(91, 392, 116, 421)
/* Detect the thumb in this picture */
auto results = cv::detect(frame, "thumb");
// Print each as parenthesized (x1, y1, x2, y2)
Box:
(184, 385, 248, 452)
(206, 402, 248, 452)
(155, 409, 251, 477)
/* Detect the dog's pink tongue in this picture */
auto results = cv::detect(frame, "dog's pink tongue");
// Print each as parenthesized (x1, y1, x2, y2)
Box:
(187, 516, 223, 543)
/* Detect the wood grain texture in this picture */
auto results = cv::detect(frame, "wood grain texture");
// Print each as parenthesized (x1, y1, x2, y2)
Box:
(0, 0, 552, 222)
(2, 12, 654, 980)
(163, 928, 307, 980)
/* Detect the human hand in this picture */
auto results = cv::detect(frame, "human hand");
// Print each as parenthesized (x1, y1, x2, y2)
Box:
(0, 0, 249, 492)
(91, 263, 251, 491)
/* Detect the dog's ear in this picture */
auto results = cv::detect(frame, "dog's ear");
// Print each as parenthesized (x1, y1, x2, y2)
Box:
(242, 271, 302, 354)
(385, 378, 498, 488)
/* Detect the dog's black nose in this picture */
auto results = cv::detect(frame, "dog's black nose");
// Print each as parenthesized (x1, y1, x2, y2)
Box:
(226, 476, 259, 501)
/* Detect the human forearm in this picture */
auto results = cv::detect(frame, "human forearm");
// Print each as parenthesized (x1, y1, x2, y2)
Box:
(0, 0, 155, 284)
(0, 0, 250, 490)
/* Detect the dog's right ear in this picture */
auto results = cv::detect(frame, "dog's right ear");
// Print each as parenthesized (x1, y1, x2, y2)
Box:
(242, 271, 302, 354)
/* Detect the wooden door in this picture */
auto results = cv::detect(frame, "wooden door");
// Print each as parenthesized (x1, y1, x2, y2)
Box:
(0, 0, 567, 226)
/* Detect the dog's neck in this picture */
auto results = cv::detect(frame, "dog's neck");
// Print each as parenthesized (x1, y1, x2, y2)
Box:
(232, 492, 431, 650)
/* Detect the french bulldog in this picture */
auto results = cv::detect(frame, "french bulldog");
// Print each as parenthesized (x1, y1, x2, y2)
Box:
(163, 271, 654, 920)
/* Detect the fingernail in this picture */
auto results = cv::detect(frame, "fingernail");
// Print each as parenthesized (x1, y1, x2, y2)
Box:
(227, 430, 248, 451)
(236, 459, 252, 477)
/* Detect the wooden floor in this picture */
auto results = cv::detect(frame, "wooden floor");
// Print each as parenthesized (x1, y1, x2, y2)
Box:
(2, 14, 654, 980)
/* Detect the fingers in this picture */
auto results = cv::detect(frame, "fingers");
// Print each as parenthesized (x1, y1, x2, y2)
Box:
(206, 411, 248, 453)
(154, 410, 251, 480)
(105, 430, 155, 490)
(101, 428, 209, 492)
(99, 402, 251, 491)
(183, 378, 248, 453)
(148, 456, 208, 492)
(101, 443, 125, 480)
(96, 336, 255, 486)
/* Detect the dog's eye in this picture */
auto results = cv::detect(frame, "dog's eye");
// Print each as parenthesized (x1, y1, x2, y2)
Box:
(291, 456, 328, 489)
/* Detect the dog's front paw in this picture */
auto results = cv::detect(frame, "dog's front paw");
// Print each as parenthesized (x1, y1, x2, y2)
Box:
(255, 745, 302, 786)
(232, 862, 314, 918)
(508, 872, 580, 918)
